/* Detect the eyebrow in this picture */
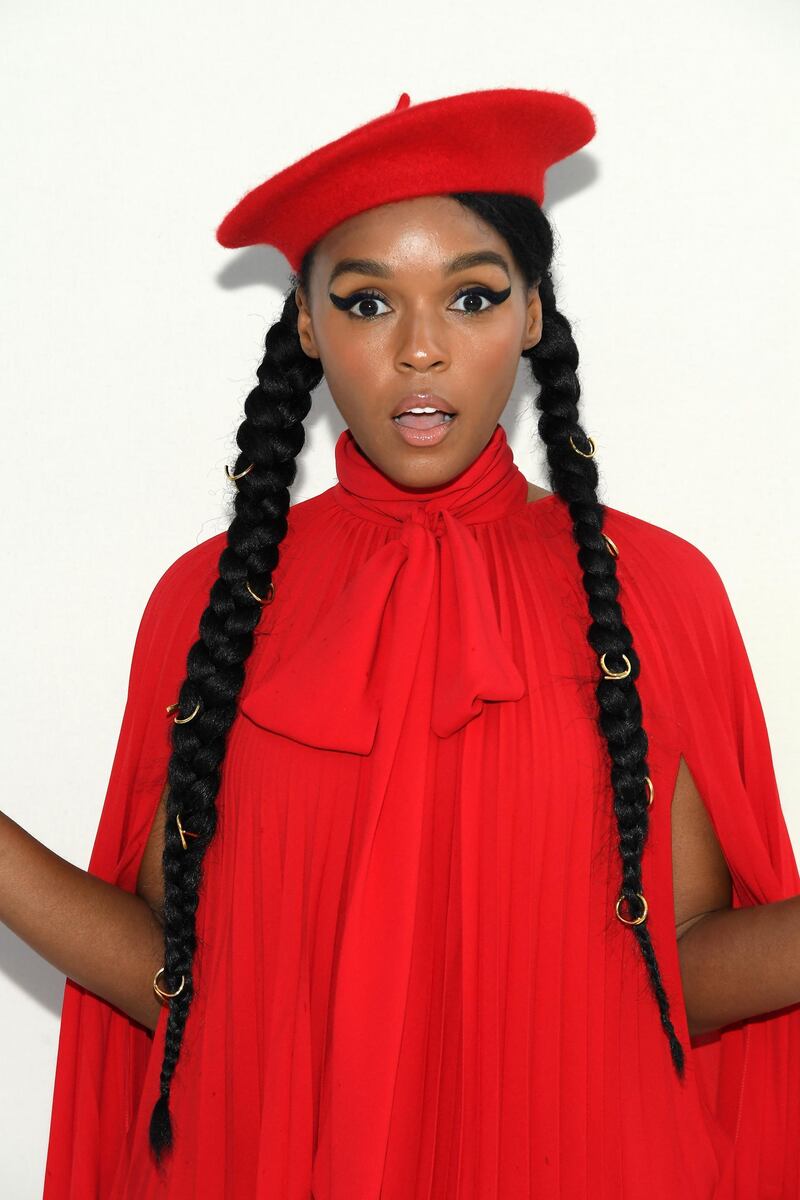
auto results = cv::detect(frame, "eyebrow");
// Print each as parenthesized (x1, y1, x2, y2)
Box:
(327, 250, 511, 289)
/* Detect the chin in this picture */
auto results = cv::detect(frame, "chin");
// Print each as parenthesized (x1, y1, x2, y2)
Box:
(393, 451, 469, 488)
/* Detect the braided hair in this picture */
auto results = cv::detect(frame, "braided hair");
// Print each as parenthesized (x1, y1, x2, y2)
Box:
(148, 190, 685, 1165)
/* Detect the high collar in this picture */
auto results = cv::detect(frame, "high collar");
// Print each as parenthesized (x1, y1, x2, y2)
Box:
(240, 422, 534, 756)
(331, 422, 530, 529)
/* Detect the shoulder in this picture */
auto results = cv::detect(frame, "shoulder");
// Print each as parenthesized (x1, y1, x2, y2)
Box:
(144, 489, 333, 604)
(590, 505, 750, 699)
(599, 502, 734, 639)
(144, 531, 226, 614)
(286, 486, 338, 528)
(130, 533, 227, 668)
(140, 489, 331, 617)
(603, 502, 726, 592)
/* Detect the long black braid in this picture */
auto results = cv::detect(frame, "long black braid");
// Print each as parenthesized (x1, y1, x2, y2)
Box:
(455, 191, 686, 1078)
(148, 190, 684, 1165)
(148, 299, 324, 1160)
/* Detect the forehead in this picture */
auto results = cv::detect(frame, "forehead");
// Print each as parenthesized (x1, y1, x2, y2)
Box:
(312, 195, 509, 284)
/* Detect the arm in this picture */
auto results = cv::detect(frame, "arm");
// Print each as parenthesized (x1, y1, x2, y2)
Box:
(678, 895, 800, 1037)
(0, 786, 168, 1034)
(672, 753, 800, 1037)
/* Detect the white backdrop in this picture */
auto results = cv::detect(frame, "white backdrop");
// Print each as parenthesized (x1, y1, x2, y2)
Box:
(1, 0, 798, 1193)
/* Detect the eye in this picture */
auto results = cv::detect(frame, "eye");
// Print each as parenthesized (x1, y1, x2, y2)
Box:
(328, 288, 391, 321)
(328, 283, 512, 322)
(451, 285, 511, 314)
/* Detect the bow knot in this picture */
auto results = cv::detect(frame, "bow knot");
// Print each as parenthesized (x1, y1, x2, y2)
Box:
(406, 502, 446, 537)
(239, 425, 530, 753)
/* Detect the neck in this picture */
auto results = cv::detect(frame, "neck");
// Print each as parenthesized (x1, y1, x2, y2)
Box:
(332, 423, 532, 527)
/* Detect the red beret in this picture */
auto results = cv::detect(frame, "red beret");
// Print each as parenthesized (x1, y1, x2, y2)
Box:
(215, 87, 597, 271)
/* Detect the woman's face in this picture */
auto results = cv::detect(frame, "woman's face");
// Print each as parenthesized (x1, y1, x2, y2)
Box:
(295, 195, 542, 488)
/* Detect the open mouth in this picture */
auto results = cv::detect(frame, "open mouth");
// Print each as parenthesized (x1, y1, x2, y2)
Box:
(392, 408, 457, 430)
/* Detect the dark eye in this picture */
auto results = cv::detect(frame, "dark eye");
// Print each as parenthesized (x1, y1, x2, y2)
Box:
(328, 289, 390, 321)
(328, 283, 512, 322)
(451, 285, 511, 314)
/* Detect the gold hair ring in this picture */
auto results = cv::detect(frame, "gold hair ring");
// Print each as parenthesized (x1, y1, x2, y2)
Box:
(226, 462, 254, 481)
(569, 432, 596, 458)
(602, 532, 619, 557)
(645, 775, 654, 807)
(153, 966, 186, 1001)
(599, 651, 631, 680)
(246, 580, 275, 605)
(164, 700, 201, 724)
(176, 812, 200, 850)
(615, 892, 648, 926)
(174, 701, 200, 724)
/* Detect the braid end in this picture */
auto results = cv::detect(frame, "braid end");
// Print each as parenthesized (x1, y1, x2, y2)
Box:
(148, 1093, 174, 1164)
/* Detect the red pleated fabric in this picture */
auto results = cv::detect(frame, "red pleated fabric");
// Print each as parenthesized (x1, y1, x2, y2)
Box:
(44, 423, 800, 1199)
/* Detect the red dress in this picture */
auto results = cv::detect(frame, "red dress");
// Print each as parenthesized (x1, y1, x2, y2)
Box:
(43, 423, 800, 1198)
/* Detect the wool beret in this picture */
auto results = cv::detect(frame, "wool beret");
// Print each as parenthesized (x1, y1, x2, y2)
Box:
(215, 87, 596, 271)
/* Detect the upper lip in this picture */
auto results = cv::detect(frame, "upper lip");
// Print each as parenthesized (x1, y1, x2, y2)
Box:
(391, 392, 458, 418)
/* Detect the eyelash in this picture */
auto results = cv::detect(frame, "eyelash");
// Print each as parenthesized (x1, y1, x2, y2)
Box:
(329, 285, 511, 322)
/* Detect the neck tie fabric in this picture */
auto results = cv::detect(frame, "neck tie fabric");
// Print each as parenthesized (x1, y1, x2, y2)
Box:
(238, 422, 532, 1195)
(239, 422, 530, 752)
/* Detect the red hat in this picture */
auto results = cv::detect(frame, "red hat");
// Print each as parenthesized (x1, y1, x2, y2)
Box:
(215, 87, 597, 271)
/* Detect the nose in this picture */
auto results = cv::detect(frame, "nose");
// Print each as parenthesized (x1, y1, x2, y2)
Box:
(394, 303, 450, 373)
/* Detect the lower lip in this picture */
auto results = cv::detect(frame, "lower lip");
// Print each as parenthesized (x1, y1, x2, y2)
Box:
(391, 415, 457, 446)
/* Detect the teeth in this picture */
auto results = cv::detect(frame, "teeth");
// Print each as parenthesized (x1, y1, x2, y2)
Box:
(404, 406, 439, 414)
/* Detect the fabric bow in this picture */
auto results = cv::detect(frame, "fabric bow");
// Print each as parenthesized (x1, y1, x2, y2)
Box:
(239, 424, 529, 753)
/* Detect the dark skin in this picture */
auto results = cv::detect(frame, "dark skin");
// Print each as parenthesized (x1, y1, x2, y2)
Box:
(136, 198, 736, 1037)
(295, 194, 545, 493)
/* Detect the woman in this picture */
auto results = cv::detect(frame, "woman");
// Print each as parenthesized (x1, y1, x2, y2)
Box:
(6, 88, 798, 1197)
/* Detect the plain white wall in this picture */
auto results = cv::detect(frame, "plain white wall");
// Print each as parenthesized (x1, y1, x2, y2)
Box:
(1, 0, 798, 1192)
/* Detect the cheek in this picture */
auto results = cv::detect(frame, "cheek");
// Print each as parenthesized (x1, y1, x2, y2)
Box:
(460, 322, 521, 380)
(318, 329, 355, 374)
(317, 322, 385, 387)
(315, 329, 384, 430)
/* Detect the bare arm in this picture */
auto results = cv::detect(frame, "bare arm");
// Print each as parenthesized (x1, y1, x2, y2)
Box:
(0, 786, 168, 1033)
(678, 895, 800, 1037)
(672, 754, 800, 1037)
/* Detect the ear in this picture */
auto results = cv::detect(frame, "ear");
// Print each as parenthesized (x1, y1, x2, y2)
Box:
(295, 284, 321, 359)
(522, 282, 543, 351)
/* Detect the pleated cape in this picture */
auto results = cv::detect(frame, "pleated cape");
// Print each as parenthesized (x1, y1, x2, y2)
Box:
(43, 423, 800, 1199)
